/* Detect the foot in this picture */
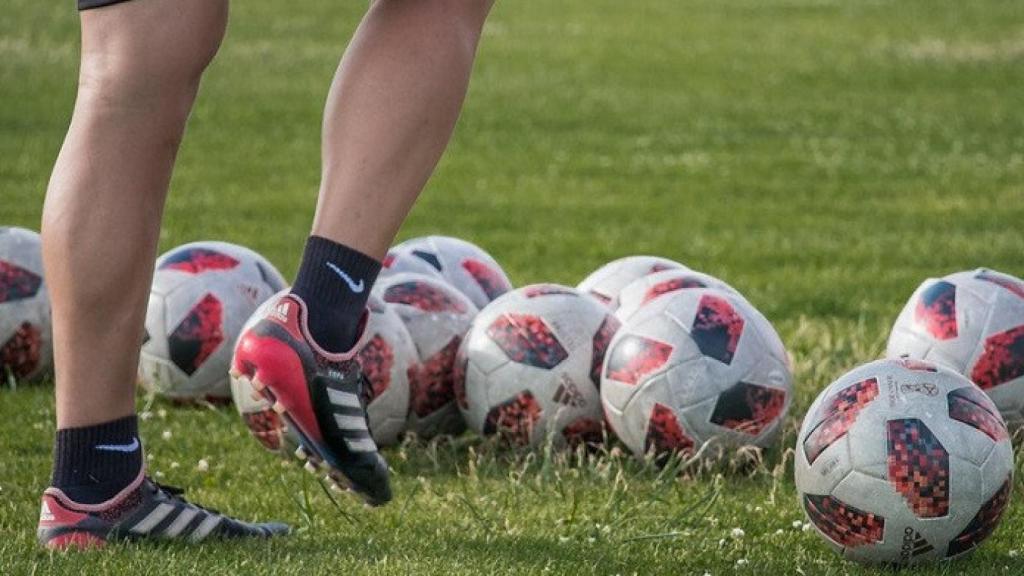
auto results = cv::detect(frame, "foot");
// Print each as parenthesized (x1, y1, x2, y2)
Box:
(38, 470, 288, 550)
(231, 294, 391, 506)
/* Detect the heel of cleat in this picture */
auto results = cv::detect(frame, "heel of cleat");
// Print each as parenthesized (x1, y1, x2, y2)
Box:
(44, 531, 106, 551)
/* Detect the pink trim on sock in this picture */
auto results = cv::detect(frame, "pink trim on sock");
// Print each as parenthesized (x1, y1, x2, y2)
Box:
(283, 294, 369, 360)
(43, 467, 146, 513)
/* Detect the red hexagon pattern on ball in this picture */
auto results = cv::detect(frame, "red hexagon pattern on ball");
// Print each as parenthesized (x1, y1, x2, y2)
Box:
(641, 276, 708, 306)
(947, 387, 1009, 442)
(887, 418, 950, 518)
(522, 284, 578, 299)
(802, 377, 879, 464)
(383, 281, 468, 314)
(159, 248, 239, 274)
(242, 410, 285, 452)
(462, 258, 511, 301)
(803, 494, 885, 548)
(604, 335, 673, 385)
(168, 293, 224, 376)
(709, 381, 787, 436)
(486, 313, 569, 369)
(590, 315, 620, 389)
(1, 322, 42, 379)
(484, 390, 542, 446)
(975, 269, 1024, 300)
(356, 334, 394, 400)
(644, 403, 694, 458)
(691, 294, 745, 365)
(970, 324, 1024, 390)
(407, 337, 460, 417)
(0, 261, 42, 303)
(914, 281, 958, 340)
(946, 478, 1012, 557)
(452, 348, 469, 411)
(562, 417, 605, 448)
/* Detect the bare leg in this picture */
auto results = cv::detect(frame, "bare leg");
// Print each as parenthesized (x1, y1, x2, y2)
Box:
(312, 0, 495, 259)
(43, 0, 227, 429)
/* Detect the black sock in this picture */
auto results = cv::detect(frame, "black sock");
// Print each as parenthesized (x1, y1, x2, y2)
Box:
(291, 235, 381, 353)
(51, 415, 143, 505)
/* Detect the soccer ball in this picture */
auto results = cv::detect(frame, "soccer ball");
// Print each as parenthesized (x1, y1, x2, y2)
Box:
(456, 284, 619, 448)
(887, 268, 1024, 427)
(374, 272, 478, 438)
(140, 241, 287, 401)
(615, 268, 746, 324)
(0, 227, 52, 383)
(795, 358, 1014, 566)
(381, 248, 445, 280)
(229, 290, 301, 457)
(355, 293, 417, 447)
(389, 235, 512, 309)
(601, 288, 791, 461)
(577, 255, 687, 310)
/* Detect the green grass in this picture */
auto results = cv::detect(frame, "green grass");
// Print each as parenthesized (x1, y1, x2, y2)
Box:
(2, 0, 1024, 574)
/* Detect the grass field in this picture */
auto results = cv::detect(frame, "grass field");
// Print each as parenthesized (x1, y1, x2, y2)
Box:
(2, 0, 1024, 574)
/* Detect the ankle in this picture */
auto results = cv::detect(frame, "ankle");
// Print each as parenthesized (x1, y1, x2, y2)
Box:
(290, 236, 381, 353)
(51, 415, 144, 505)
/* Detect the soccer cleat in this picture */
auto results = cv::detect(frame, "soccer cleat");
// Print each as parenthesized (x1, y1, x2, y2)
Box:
(231, 294, 392, 506)
(37, 469, 288, 550)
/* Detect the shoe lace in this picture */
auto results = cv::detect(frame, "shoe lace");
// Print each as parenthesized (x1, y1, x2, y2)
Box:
(150, 480, 222, 516)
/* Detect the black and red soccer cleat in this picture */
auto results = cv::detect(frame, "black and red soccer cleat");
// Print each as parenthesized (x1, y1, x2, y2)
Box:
(37, 469, 288, 550)
(231, 294, 392, 506)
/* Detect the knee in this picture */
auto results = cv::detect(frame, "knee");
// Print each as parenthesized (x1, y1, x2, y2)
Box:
(77, 1, 228, 116)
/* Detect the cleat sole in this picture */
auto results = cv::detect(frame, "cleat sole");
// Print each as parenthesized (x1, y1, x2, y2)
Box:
(241, 366, 387, 507)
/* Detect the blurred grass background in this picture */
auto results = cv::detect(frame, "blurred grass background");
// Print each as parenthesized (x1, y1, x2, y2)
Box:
(1, 0, 1022, 574)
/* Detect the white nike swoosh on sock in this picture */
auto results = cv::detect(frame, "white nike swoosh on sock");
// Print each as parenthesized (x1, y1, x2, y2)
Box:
(325, 262, 365, 293)
(95, 437, 140, 453)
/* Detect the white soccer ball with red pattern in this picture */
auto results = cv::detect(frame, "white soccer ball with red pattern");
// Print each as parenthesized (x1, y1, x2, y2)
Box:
(795, 358, 1014, 566)
(456, 284, 619, 448)
(380, 247, 445, 281)
(615, 268, 745, 324)
(388, 236, 512, 309)
(887, 268, 1024, 428)
(354, 293, 417, 447)
(374, 272, 478, 439)
(577, 255, 687, 310)
(601, 288, 791, 461)
(140, 241, 287, 401)
(0, 227, 52, 384)
(229, 290, 301, 457)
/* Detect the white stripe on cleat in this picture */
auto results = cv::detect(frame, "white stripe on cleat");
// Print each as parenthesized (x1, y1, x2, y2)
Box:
(326, 388, 362, 409)
(333, 414, 368, 430)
